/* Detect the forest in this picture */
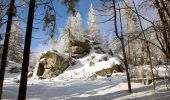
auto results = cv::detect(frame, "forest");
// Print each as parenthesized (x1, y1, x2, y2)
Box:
(0, 0, 170, 100)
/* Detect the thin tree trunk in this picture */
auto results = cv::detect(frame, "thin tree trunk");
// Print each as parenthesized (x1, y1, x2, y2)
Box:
(160, 0, 170, 19)
(0, 0, 3, 27)
(132, 0, 155, 89)
(113, 0, 132, 93)
(127, 37, 131, 63)
(0, 0, 15, 99)
(18, 0, 36, 99)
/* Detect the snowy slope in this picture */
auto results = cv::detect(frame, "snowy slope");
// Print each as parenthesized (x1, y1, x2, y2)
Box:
(2, 53, 170, 100)
(57, 53, 122, 79)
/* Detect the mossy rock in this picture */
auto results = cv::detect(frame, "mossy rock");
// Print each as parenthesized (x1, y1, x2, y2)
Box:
(95, 68, 113, 77)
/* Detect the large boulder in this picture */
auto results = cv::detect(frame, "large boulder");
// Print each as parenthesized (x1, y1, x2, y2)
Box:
(95, 68, 113, 77)
(65, 39, 91, 58)
(95, 64, 123, 77)
(33, 51, 70, 79)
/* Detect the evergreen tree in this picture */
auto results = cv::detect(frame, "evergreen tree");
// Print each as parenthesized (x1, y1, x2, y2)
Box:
(8, 18, 23, 63)
(87, 4, 101, 43)
(65, 12, 83, 39)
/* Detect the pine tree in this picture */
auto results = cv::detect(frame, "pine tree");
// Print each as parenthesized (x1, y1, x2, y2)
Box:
(65, 12, 83, 39)
(87, 4, 101, 43)
(8, 18, 23, 63)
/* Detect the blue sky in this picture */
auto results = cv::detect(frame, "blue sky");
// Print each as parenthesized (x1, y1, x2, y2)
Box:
(0, 0, 118, 51)
(30, 0, 106, 51)
(1, 0, 155, 52)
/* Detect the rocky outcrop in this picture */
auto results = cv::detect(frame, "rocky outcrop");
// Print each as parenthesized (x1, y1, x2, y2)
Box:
(33, 51, 70, 79)
(65, 39, 91, 58)
(95, 68, 113, 77)
(95, 64, 123, 77)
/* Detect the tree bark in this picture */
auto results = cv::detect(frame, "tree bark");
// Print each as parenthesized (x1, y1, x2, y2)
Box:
(0, 0, 3, 27)
(155, 0, 170, 60)
(160, 0, 170, 19)
(18, 0, 36, 99)
(0, 0, 15, 99)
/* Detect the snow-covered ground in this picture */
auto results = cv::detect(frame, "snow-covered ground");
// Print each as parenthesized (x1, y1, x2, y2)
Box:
(2, 53, 170, 100)
(2, 73, 170, 100)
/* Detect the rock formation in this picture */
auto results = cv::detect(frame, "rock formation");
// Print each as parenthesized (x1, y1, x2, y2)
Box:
(65, 39, 91, 58)
(33, 51, 70, 79)
(95, 64, 123, 77)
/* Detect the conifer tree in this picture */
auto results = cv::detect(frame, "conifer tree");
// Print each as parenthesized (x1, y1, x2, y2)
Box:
(8, 18, 23, 63)
(65, 12, 83, 39)
(87, 4, 101, 43)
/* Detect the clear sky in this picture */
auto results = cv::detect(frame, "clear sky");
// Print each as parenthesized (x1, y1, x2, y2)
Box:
(0, 0, 155, 52)
(0, 0, 114, 52)
(30, 0, 106, 51)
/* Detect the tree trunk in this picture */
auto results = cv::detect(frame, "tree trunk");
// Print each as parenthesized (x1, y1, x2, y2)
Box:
(0, 0, 3, 27)
(0, 0, 15, 99)
(18, 0, 36, 99)
(160, 0, 170, 19)
(155, 0, 170, 60)
(113, 0, 132, 93)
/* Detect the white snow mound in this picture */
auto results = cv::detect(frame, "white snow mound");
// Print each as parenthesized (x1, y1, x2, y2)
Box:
(57, 53, 122, 80)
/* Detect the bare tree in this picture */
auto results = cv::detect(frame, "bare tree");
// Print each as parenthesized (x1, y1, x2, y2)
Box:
(123, 0, 139, 64)
(131, 0, 155, 89)
(97, 0, 132, 93)
(154, 0, 170, 60)
(115, 1, 132, 93)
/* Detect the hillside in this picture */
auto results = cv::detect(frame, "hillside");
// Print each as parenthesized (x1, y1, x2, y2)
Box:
(2, 53, 170, 100)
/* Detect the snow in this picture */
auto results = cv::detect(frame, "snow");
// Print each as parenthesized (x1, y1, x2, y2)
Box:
(32, 60, 40, 78)
(2, 53, 170, 100)
(156, 65, 170, 77)
(57, 53, 122, 79)
(40, 50, 69, 60)
(2, 74, 170, 100)
(130, 65, 170, 79)
(5, 61, 21, 72)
